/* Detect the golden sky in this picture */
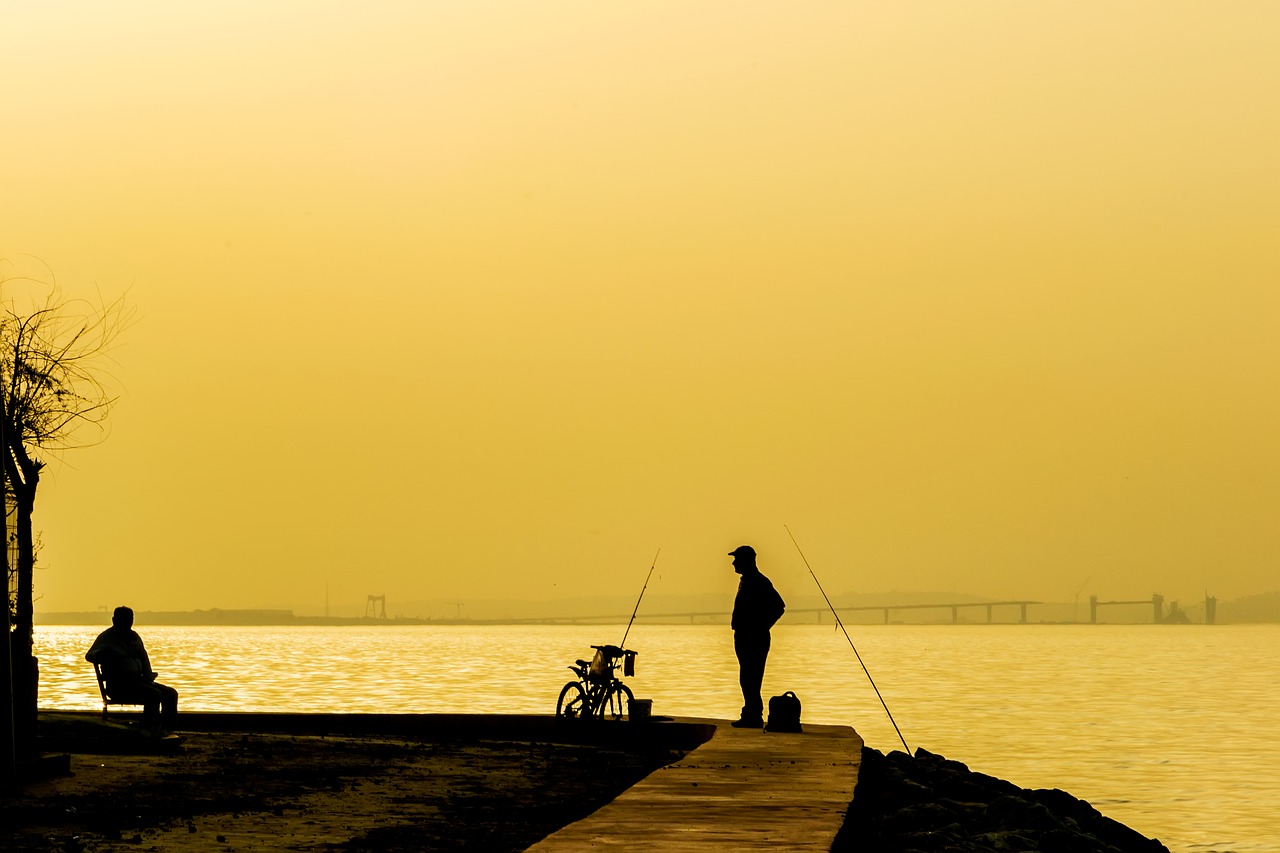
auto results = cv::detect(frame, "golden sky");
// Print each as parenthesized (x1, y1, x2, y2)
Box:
(4, 2, 1277, 615)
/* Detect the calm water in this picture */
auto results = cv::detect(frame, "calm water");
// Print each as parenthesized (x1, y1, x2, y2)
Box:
(35, 623, 1279, 853)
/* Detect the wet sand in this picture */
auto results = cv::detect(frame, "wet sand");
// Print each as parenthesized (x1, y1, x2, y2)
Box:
(3, 715, 689, 852)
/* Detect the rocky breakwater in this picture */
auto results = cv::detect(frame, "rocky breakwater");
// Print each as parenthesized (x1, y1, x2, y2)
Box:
(834, 747, 1169, 852)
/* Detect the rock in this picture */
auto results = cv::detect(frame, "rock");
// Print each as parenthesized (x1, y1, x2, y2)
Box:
(879, 801, 964, 834)
(831, 747, 1170, 852)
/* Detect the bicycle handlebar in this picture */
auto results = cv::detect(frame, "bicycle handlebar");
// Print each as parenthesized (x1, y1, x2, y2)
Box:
(590, 644, 635, 656)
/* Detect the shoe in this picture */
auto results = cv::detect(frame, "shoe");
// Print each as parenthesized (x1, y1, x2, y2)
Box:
(730, 718, 763, 728)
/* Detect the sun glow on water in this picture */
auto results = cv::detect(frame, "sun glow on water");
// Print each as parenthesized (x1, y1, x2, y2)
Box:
(36, 623, 1280, 852)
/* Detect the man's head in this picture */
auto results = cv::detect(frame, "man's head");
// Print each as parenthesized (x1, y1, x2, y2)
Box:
(728, 545, 757, 574)
(112, 606, 135, 630)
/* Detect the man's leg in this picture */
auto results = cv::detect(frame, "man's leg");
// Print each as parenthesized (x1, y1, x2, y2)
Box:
(155, 683, 179, 729)
(110, 681, 163, 728)
(734, 631, 770, 724)
(138, 685, 162, 728)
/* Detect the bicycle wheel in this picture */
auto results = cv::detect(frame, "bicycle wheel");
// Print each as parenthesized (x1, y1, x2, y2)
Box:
(602, 683, 634, 720)
(556, 682, 590, 719)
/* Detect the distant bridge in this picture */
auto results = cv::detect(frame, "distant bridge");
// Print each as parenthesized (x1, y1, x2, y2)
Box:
(1089, 593, 1217, 624)
(518, 593, 1219, 626)
(817, 600, 1042, 624)
(513, 600, 1043, 625)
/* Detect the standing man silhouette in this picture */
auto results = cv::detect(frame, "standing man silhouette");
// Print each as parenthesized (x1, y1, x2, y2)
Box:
(728, 545, 785, 728)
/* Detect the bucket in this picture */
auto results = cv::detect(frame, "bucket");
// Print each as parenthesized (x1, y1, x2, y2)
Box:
(629, 698, 652, 722)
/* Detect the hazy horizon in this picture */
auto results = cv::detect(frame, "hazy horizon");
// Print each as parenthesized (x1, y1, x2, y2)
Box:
(5, 3, 1277, 615)
(31, 583, 1275, 625)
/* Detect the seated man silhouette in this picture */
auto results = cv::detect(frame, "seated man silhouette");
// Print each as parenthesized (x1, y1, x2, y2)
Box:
(86, 606, 179, 732)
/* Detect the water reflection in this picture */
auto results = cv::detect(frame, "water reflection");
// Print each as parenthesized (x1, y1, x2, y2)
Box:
(35, 623, 1280, 852)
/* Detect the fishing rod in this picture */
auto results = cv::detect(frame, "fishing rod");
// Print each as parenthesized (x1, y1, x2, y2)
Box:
(619, 548, 660, 649)
(785, 525, 911, 755)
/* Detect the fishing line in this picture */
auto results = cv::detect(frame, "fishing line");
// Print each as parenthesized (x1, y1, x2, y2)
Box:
(785, 525, 911, 755)
(619, 548, 660, 649)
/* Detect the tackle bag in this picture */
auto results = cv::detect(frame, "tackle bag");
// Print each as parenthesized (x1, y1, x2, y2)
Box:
(765, 691, 803, 733)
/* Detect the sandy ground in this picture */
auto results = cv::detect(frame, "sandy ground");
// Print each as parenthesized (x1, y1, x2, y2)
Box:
(2, 720, 687, 852)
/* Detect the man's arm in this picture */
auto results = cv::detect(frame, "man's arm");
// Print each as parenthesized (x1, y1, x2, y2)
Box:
(766, 581, 786, 627)
(137, 639, 155, 676)
(85, 630, 111, 663)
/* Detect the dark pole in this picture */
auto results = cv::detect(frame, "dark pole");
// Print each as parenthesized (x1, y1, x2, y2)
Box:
(1, 342, 18, 795)
(0, 514, 14, 795)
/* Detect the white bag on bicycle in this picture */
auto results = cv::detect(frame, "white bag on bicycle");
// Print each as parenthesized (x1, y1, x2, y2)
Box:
(589, 648, 610, 681)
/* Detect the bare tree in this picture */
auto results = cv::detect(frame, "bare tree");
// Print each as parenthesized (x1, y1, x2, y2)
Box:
(1, 264, 133, 739)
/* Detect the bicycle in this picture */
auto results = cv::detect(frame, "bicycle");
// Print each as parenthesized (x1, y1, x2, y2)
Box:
(556, 644, 637, 720)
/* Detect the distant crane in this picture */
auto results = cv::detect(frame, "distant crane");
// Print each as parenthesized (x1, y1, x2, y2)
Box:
(365, 594, 387, 620)
(1073, 576, 1091, 623)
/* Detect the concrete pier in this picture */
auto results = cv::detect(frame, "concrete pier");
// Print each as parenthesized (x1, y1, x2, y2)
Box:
(530, 717, 863, 851)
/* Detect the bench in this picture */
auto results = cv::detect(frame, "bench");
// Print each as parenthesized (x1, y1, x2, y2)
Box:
(92, 661, 146, 720)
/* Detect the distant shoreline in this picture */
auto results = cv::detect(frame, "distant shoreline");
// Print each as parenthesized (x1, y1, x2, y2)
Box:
(35, 609, 605, 627)
(37, 607, 1278, 626)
